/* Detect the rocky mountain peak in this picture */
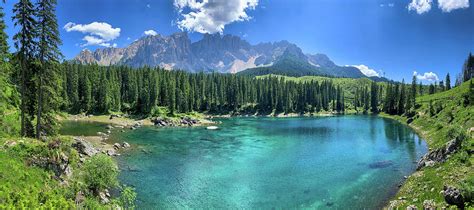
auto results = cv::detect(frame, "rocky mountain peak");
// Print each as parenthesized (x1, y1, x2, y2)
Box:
(73, 32, 371, 78)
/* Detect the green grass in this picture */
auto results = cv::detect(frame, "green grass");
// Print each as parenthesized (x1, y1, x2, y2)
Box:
(257, 74, 376, 100)
(383, 80, 474, 209)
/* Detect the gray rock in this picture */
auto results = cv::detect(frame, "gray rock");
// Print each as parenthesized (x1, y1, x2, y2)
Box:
(122, 142, 130, 148)
(422, 200, 436, 209)
(99, 191, 110, 204)
(443, 186, 464, 207)
(407, 204, 417, 210)
(106, 125, 114, 130)
(113, 143, 122, 150)
(106, 149, 116, 156)
(72, 137, 98, 157)
(417, 137, 463, 170)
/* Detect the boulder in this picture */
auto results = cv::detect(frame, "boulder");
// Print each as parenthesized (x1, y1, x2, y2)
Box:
(106, 125, 114, 130)
(113, 143, 122, 150)
(417, 137, 463, 170)
(406, 204, 417, 210)
(122, 142, 130, 148)
(99, 191, 110, 204)
(369, 160, 393, 169)
(443, 186, 464, 207)
(106, 149, 117, 156)
(72, 137, 98, 157)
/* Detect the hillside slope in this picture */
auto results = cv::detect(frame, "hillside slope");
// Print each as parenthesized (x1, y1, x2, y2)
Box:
(385, 80, 474, 209)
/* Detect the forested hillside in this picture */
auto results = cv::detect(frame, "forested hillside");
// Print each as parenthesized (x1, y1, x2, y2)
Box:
(387, 79, 473, 208)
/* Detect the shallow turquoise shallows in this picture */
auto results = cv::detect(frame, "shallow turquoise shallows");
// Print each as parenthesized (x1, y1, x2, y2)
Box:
(110, 116, 427, 209)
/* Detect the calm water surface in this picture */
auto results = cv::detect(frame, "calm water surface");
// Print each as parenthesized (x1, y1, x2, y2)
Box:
(106, 116, 426, 209)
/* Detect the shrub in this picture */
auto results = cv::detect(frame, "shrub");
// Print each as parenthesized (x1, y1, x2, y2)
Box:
(151, 106, 169, 117)
(83, 154, 118, 193)
(446, 126, 467, 141)
(461, 176, 474, 204)
(118, 186, 137, 208)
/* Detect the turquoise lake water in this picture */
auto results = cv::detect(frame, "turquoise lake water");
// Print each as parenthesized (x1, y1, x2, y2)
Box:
(108, 116, 427, 209)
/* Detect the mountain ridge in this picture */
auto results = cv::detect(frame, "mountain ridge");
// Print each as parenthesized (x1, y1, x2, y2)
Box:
(73, 32, 384, 80)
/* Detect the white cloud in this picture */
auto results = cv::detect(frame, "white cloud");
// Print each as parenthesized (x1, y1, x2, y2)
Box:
(173, 0, 259, 34)
(438, 0, 469, 12)
(413, 71, 439, 81)
(349, 65, 380, 77)
(144, 30, 158, 36)
(64, 22, 121, 47)
(388, 3, 395, 7)
(146, 4, 151, 8)
(408, 0, 433, 14)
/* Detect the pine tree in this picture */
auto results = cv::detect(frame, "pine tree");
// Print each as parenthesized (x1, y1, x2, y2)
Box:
(445, 73, 451, 90)
(13, 0, 38, 137)
(35, 0, 62, 137)
(410, 75, 417, 109)
(370, 81, 378, 113)
(0, 1, 8, 65)
(462, 53, 473, 82)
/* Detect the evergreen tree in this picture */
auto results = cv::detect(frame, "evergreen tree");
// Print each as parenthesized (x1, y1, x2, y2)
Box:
(462, 53, 473, 82)
(12, 0, 38, 137)
(0, 1, 8, 65)
(370, 81, 378, 113)
(445, 73, 451, 90)
(35, 0, 62, 137)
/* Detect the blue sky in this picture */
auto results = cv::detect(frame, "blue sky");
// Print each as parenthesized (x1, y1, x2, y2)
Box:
(2, 0, 474, 82)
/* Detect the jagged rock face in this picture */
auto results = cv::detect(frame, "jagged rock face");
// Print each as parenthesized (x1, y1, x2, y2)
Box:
(73, 32, 367, 77)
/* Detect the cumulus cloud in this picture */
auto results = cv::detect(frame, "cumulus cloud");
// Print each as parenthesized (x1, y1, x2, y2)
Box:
(408, 0, 433, 14)
(349, 65, 380, 77)
(173, 0, 259, 34)
(144, 30, 158, 36)
(64, 22, 121, 47)
(413, 71, 439, 81)
(438, 0, 469, 12)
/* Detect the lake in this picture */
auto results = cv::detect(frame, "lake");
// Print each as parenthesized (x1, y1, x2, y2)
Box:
(100, 116, 427, 209)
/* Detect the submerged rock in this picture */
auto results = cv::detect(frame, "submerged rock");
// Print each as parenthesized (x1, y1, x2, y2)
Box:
(122, 142, 130, 148)
(368, 160, 393, 169)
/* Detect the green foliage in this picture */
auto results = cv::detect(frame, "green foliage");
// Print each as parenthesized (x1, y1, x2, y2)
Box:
(461, 176, 474, 204)
(118, 186, 137, 209)
(0, 148, 74, 208)
(83, 154, 119, 193)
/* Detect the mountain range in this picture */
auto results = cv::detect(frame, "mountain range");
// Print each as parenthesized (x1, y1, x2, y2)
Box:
(74, 32, 385, 80)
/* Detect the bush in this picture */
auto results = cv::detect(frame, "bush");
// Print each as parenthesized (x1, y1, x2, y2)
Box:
(446, 126, 467, 141)
(461, 176, 474, 204)
(83, 154, 118, 193)
(150, 106, 169, 117)
(118, 186, 137, 208)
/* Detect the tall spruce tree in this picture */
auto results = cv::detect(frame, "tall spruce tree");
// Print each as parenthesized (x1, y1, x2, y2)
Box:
(36, 0, 62, 137)
(445, 73, 451, 90)
(13, 0, 38, 137)
(370, 81, 378, 113)
(0, 0, 8, 65)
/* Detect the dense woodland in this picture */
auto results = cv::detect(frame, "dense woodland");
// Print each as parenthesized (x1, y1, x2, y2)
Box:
(61, 57, 473, 118)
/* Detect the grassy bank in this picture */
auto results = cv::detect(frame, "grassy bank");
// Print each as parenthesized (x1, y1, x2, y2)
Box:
(383, 80, 474, 209)
(0, 136, 136, 208)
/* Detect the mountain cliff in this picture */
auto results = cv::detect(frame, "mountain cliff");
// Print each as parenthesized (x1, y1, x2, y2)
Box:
(73, 32, 371, 78)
